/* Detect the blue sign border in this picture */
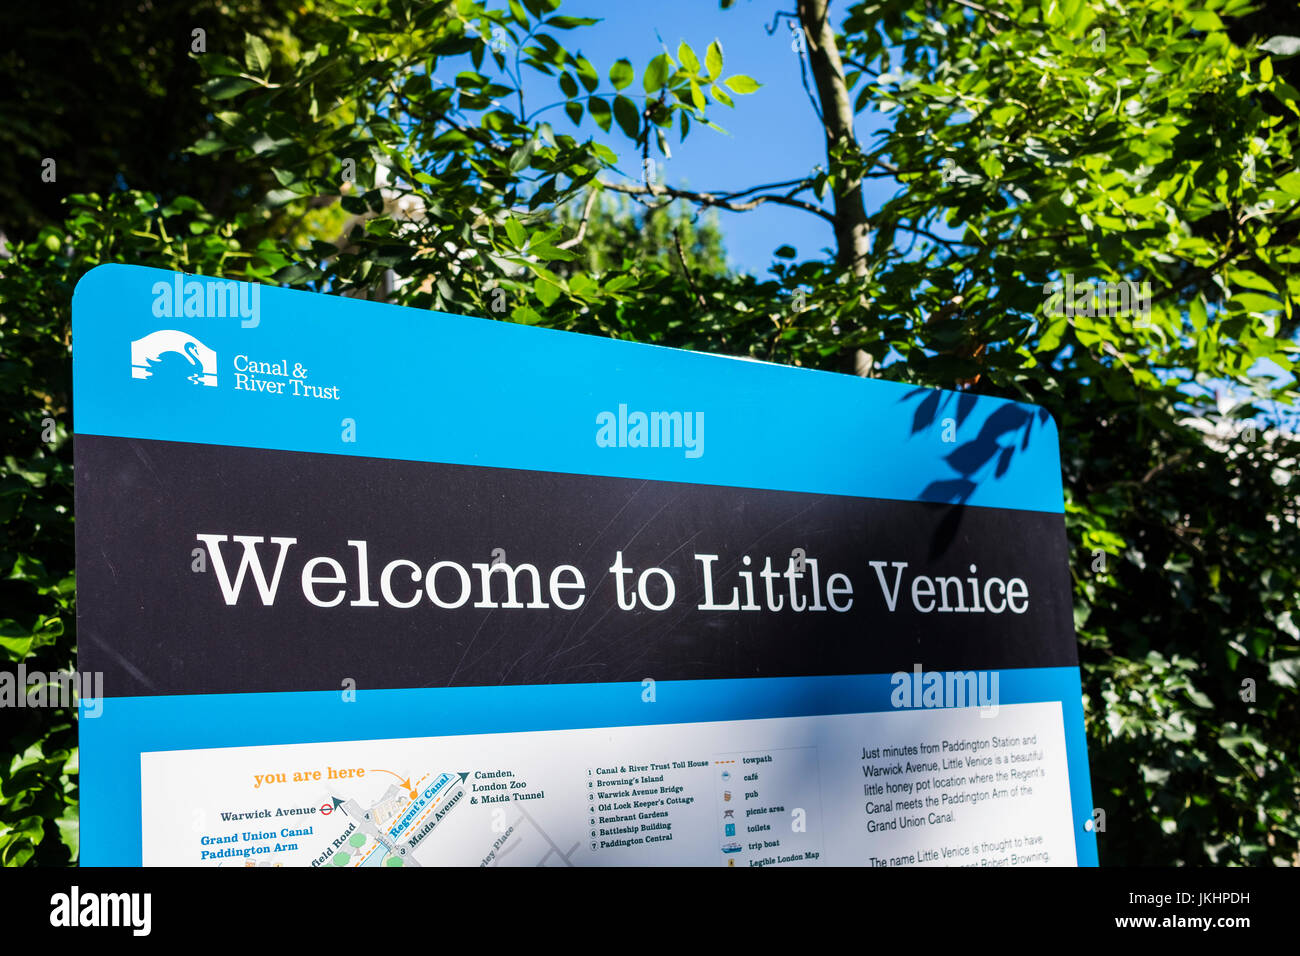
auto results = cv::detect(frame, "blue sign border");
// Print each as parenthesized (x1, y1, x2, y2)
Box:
(73, 265, 1096, 866)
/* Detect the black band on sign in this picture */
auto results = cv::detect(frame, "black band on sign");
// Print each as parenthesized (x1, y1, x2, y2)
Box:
(75, 436, 1078, 697)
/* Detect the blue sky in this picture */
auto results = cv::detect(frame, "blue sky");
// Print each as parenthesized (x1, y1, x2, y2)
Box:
(502, 0, 896, 276)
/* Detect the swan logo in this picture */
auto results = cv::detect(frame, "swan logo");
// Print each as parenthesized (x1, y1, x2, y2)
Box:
(130, 330, 218, 387)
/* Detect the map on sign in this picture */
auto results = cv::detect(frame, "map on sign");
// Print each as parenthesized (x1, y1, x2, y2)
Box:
(74, 265, 1097, 867)
(214, 770, 467, 868)
(200, 766, 581, 869)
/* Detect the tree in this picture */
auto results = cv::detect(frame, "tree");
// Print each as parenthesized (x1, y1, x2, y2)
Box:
(0, 0, 303, 243)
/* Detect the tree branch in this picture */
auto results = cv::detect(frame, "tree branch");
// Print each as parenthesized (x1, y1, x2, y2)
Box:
(840, 58, 881, 79)
(599, 180, 835, 223)
(950, 0, 1012, 29)
(673, 228, 707, 310)
(724, 177, 815, 201)
(792, 25, 825, 125)
(894, 222, 976, 256)
(556, 189, 598, 250)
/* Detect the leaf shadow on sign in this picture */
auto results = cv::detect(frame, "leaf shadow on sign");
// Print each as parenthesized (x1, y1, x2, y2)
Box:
(900, 388, 1053, 560)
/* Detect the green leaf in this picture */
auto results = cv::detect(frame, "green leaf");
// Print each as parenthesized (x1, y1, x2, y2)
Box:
(545, 15, 600, 29)
(609, 58, 634, 90)
(587, 96, 612, 132)
(1259, 36, 1300, 58)
(644, 53, 671, 93)
(1269, 658, 1300, 689)
(535, 277, 562, 305)
(530, 243, 576, 261)
(723, 74, 760, 94)
(0, 621, 33, 661)
(201, 76, 259, 101)
(505, 217, 528, 248)
(1274, 170, 1300, 196)
(575, 56, 599, 93)
(508, 137, 537, 172)
(1185, 686, 1213, 709)
(604, 274, 637, 293)
(244, 34, 271, 75)
(1230, 293, 1281, 313)
(614, 95, 641, 140)
(686, 80, 705, 111)
(188, 137, 226, 156)
(705, 40, 723, 79)
(56, 814, 79, 861)
(569, 273, 598, 296)
(1229, 270, 1279, 295)
(1038, 317, 1068, 353)
(678, 42, 700, 75)
(656, 128, 671, 157)
(197, 53, 245, 78)
(272, 262, 322, 285)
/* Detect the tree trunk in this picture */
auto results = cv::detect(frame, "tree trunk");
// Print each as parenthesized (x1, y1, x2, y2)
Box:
(797, 0, 870, 278)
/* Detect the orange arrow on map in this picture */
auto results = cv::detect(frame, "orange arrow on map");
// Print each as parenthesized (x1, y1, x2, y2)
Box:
(370, 769, 415, 798)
